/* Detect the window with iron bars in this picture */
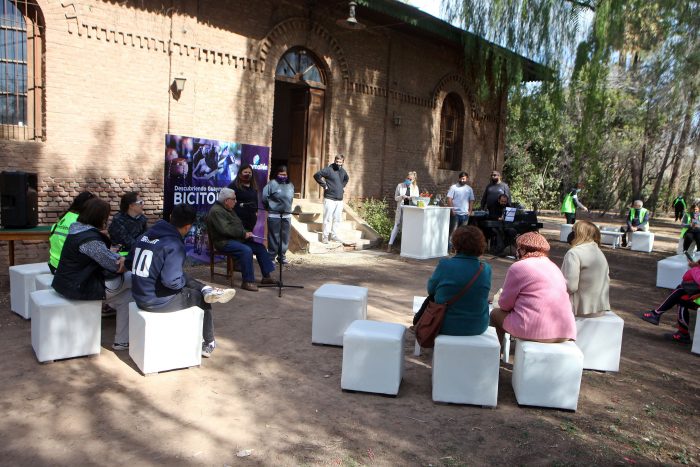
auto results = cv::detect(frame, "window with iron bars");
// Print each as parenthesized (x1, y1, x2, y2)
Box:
(1, 0, 43, 140)
(439, 93, 465, 171)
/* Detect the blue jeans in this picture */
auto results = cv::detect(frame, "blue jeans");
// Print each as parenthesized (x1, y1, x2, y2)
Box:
(219, 239, 275, 283)
(449, 214, 469, 248)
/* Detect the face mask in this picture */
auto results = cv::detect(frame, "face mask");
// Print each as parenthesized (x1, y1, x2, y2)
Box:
(239, 173, 251, 181)
(276, 176, 288, 183)
(404, 179, 412, 186)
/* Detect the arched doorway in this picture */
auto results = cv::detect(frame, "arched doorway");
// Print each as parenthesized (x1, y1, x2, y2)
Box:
(271, 47, 327, 199)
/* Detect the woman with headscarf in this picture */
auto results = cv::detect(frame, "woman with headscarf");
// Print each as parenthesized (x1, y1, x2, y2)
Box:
(490, 232, 576, 346)
(387, 171, 419, 252)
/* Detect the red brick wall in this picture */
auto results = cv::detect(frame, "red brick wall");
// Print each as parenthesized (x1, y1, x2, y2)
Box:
(0, 0, 508, 283)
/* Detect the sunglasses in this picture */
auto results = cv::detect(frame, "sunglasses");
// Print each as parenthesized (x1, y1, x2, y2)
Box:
(134, 200, 145, 205)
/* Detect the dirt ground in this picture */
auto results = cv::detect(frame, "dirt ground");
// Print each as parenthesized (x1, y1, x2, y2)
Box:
(0, 214, 698, 466)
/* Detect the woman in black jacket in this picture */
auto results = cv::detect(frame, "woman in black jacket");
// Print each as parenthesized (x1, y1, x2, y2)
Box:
(52, 198, 132, 351)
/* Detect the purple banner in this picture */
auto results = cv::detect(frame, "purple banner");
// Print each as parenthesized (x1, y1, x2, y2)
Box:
(164, 134, 270, 262)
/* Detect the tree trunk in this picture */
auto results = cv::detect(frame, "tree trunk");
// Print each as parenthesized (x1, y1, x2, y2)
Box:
(666, 95, 696, 207)
(649, 129, 677, 214)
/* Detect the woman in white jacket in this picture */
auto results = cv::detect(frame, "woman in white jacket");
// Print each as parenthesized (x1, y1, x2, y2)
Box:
(561, 220, 611, 317)
(387, 171, 419, 252)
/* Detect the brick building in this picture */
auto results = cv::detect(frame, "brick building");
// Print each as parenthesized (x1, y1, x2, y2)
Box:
(0, 0, 544, 280)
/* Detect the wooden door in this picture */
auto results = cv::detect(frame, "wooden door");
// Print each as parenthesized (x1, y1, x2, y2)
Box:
(288, 88, 308, 195)
(305, 88, 325, 199)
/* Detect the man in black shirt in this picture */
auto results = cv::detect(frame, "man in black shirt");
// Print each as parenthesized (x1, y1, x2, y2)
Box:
(480, 170, 511, 216)
(313, 155, 349, 244)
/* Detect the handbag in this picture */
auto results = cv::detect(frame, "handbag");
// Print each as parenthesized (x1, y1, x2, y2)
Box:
(415, 263, 484, 348)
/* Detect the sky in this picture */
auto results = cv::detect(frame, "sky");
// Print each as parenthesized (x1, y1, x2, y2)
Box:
(403, 0, 445, 20)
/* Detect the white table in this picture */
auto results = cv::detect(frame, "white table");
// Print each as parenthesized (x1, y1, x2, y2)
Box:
(400, 206, 451, 259)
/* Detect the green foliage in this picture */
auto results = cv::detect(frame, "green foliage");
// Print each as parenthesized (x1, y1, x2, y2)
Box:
(348, 198, 393, 241)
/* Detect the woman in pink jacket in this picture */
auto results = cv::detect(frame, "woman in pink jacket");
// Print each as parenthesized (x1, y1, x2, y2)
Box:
(639, 259, 700, 344)
(491, 232, 577, 346)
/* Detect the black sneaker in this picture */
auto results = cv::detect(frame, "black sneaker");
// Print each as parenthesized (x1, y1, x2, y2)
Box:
(664, 332, 691, 344)
(639, 311, 661, 325)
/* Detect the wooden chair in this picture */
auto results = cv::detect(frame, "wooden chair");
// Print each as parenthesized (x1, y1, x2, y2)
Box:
(206, 227, 236, 287)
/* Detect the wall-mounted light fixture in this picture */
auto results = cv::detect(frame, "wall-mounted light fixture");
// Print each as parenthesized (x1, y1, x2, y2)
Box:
(336, 1, 366, 31)
(171, 76, 187, 100)
(393, 112, 402, 127)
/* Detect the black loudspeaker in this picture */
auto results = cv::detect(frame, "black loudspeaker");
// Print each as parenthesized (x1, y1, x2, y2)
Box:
(1, 171, 39, 228)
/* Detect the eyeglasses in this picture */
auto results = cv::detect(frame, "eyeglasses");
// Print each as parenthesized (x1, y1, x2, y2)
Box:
(134, 200, 145, 205)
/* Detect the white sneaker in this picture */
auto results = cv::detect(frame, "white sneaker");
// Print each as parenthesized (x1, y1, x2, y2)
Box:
(202, 286, 236, 304)
(321, 236, 329, 244)
(201, 340, 216, 358)
(331, 235, 343, 243)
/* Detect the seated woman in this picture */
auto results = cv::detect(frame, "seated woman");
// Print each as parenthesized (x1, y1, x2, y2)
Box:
(491, 232, 576, 345)
(52, 198, 132, 351)
(561, 221, 610, 318)
(639, 259, 699, 344)
(426, 226, 492, 336)
(680, 204, 700, 252)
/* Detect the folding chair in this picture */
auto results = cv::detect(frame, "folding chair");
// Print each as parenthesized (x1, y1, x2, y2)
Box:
(206, 228, 236, 287)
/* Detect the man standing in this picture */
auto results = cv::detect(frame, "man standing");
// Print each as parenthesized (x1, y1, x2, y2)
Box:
(673, 194, 686, 222)
(207, 188, 276, 292)
(447, 171, 475, 238)
(480, 170, 511, 216)
(313, 154, 349, 244)
(561, 183, 588, 224)
(620, 200, 649, 247)
(130, 204, 236, 358)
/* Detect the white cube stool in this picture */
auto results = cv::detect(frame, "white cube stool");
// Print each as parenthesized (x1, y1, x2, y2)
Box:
(692, 319, 699, 355)
(412, 296, 427, 356)
(341, 320, 406, 395)
(312, 284, 368, 346)
(676, 238, 696, 255)
(559, 224, 573, 243)
(512, 340, 584, 411)
(35, 273, 54, 291)
(432, 327, 500, 406)
(30, 289, 102, 363)
(10, 262, 51, 319)
(600, 229, 623, 249)
(630, 231, 654, 252)
(575, 312, 624, 372)
(128, 303, 204, 376)
(656, 255, 689, 289)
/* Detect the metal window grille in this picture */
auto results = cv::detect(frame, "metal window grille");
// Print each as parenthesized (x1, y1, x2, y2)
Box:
(0, 0, 43, 140)
(439, 93, 464, 171)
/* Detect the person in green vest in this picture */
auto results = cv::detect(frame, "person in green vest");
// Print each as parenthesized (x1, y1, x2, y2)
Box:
(680, 204, 700, 252)
(560, 183, 588, 224)
(619, 200, 649, 247)
(673, 194, 686, 222)
(48, 191, 96, 273)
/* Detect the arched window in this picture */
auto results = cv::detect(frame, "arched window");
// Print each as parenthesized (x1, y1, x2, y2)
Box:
(1, 0, 44, 140)
(439, 93, 464, 171)
(275, 47, 325, 87)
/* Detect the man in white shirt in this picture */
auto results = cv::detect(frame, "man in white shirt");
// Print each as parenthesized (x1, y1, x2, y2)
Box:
(447, 171, 475, 246)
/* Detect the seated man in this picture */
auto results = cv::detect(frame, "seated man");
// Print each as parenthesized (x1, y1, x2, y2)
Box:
(108, 191, 148, 256)
(486, 194, 518, 256)
(681, 204, 700, 252)
(130, 204, 236, 358)
(206, 188, 276, 292)
(620, 199, 649, 247)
